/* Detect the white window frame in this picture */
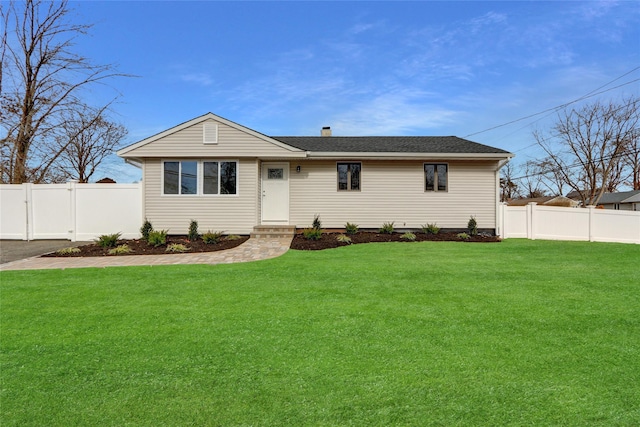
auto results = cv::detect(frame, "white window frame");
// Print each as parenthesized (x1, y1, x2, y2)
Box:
(161, 159, 239, 196)
(202, 160, 239, 196)
(162, 160, 199, 196)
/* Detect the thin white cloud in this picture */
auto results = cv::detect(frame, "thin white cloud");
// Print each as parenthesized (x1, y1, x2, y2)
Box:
(181, 73, 214, 86)
(577, 0, 619, 20)
(327, 89, 458, 136)
(348, 23, 375, 35)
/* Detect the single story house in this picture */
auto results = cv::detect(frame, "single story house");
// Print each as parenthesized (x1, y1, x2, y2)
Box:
(117, 113, 514, 235)
(596, 190, 640, 211)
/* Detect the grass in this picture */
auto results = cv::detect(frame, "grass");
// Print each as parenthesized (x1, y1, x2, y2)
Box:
(1, 240, 639, 426)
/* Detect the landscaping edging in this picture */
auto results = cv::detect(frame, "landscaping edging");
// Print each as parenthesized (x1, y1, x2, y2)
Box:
(291, 231, 500, 250)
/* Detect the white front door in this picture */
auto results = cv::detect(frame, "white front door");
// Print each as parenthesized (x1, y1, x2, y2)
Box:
(261, 162, 289, 224)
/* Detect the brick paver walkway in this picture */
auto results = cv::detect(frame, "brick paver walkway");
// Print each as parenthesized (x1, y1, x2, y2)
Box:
(0, 236, 293, 271)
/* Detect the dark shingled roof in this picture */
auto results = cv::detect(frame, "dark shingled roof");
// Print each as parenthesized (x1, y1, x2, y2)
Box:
(597, 190, 640, 204)
(271, 136, 511, 154)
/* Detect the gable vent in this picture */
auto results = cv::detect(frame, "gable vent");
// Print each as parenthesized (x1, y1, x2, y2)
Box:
(203, 122, 218, 144)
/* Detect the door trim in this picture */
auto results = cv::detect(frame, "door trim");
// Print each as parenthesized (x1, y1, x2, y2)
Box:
(261, 162, 290, 224)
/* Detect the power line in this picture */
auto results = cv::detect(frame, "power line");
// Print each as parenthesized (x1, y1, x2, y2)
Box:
(464, 66, 640, 139)
(508, 145, 640, 182)
(509, 94, 640, 156)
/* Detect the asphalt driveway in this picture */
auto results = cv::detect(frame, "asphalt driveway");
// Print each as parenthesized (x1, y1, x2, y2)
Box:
(0, 240, 90, 264)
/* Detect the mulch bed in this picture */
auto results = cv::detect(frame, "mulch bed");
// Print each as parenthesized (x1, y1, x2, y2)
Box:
(42, 235, 250, 257)
(291, 231, 500, 250)
(43, 231, 500, 257)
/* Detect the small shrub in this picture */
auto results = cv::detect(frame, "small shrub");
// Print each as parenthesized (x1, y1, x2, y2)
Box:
(225, 234, 242, 241)
(379, 221, 395, 234)
(140, 219, 153, 241)
(95, 232, 121, 248)
(166, 243, 190, 253)
(188, 220, 199, 242)
(401, 232, 416, 241)
(56, 247, 80, 255)
(303, 227, 323, 240)
(345, 222, 359, 235)
(336, 234, 352, 244)
(467, 216, 478, 236)
(457, 232, 470, 241)
(202, 230, 224, 244)
(147, 230, 168, 247)
(108, 244, 132, 255)
(421, 222, 440, 235)
(312, 214, 322, 230)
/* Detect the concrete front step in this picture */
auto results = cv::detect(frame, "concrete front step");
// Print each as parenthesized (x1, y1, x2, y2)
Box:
(250, 225, 296, 239)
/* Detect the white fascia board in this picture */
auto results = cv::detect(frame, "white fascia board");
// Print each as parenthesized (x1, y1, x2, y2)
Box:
(124, 158, 143, 168)
(252, 152, 308, 159)
(117, 112, 304, 157)
(305, 151, 514, 161)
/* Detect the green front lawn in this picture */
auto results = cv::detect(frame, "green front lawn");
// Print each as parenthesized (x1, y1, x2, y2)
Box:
(1, 240, 639, 426)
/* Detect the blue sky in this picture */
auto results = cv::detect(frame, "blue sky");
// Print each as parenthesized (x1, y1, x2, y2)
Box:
(68, 1, 640, 183)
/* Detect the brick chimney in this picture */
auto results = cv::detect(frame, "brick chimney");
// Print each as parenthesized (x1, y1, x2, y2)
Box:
(321, 126, 332, 136)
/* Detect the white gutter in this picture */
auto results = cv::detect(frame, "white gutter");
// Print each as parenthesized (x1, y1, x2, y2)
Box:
(124, 158, 143, 169)
(306, 151, 513, 160)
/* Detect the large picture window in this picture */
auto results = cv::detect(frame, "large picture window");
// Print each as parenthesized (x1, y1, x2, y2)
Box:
(337, 162, 361, 191)
(163, 160, 237, 195)
(425, 163, 448, 192)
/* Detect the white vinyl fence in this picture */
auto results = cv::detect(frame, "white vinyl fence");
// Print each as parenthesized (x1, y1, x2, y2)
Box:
(500, 203, 640, 244)
(0, 182, 142, 241)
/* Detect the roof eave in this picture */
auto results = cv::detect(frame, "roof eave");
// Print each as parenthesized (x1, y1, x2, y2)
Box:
(305, 151, 514, 160)
(116, 112, 304, 158)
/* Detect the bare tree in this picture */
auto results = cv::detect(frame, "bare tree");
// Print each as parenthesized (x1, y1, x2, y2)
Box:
(53, 106, 127, 182)
(622, 130, 640, 190)
(1, 0, 127, 184)
(500, 161, 519, 201)
(0, 2, 9, 94)
(516, 160, 547, 198)
(534, 97, 639, 206)
(535, 157, 567, 197)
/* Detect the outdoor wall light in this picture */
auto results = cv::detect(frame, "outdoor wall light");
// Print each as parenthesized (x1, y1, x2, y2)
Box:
(296, 165, 301, 173)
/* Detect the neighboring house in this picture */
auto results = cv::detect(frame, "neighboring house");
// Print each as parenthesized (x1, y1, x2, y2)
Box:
(507, 195, 579, 207)
(96, 177, 116, 184)
(116, 113, 513, 235)
(596, 190, 640, 211)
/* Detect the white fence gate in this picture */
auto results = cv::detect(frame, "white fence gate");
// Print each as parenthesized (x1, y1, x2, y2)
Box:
(0, 182, 143, 241)
(500, 203, 640, 244)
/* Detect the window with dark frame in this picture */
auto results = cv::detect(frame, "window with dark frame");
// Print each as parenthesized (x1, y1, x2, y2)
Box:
(424, 163, 448, 192)
(337, 162, 361, 191)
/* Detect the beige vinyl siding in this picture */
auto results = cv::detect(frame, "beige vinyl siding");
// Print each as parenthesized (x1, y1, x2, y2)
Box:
(290, 160, 499, 230)
(143, 159, 259, 234)
(128, 119, 298, 158)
